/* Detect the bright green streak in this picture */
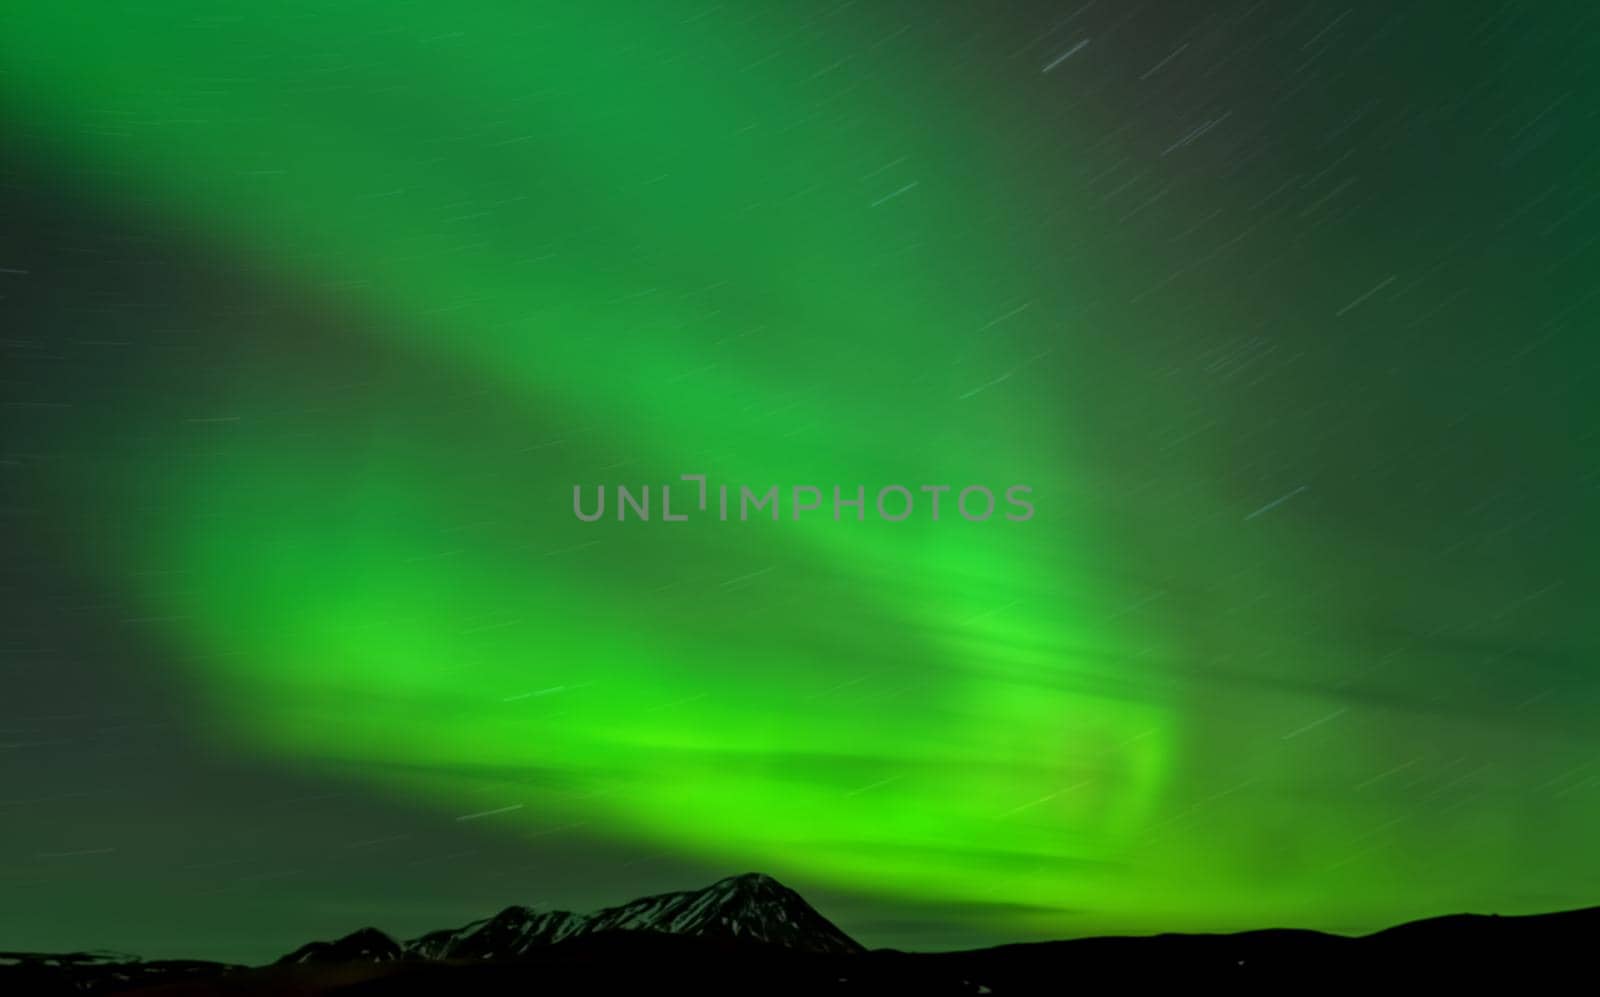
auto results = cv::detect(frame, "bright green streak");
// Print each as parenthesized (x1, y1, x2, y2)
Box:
(6, 1, 1598, 945)
(2, 1, 1175, 933)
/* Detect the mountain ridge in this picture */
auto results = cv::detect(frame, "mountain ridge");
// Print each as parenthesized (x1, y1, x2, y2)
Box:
(282, 871, 863, 965)
(8, 878, 1600, 992)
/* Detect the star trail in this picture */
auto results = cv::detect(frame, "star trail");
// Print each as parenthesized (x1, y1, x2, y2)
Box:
(2, 0, 1598, 964)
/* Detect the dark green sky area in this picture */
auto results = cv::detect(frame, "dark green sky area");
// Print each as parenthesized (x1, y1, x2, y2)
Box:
(2, 0, 1599, 964)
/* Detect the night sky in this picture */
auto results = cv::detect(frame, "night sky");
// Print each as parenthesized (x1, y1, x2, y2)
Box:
(4, 0, 1599, 965)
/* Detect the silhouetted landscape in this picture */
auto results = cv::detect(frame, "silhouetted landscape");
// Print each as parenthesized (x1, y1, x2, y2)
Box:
(5, 874, 1594, 993)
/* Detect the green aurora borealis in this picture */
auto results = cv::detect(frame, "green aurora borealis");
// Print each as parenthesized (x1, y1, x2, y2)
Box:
(4, 0, 1600, 961)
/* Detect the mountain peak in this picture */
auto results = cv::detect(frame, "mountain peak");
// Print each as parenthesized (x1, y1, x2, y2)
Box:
(704, 872, 791, 904)
(713, 872, 782, 891)
(581, 872, 863, 955)
(395, 872, 863, 961)
(277, 926, 401, 965)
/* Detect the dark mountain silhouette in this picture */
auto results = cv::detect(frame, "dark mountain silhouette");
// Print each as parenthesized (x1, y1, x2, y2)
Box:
(404, 872, 863, 959)
(278, 927, 404, 966)
(4, 877, 1598, 993)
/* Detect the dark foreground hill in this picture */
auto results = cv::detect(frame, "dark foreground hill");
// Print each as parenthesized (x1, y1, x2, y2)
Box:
(6, 874, 1597, 994)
